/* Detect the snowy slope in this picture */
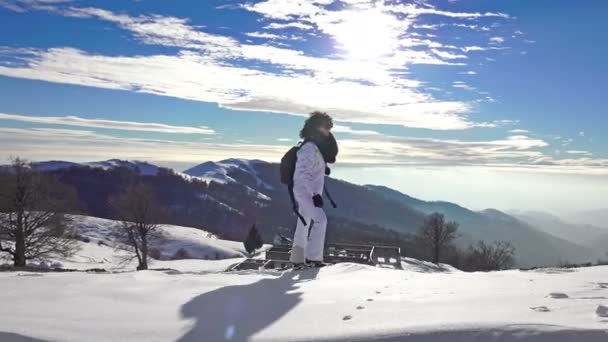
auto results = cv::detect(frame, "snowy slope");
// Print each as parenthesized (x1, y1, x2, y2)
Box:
(0, 215, 258, 272)
(184, 158, 274, 201)
(184, 158, 274, 190)
(1, 263, 608, 341)
(1, 216, 607, 341)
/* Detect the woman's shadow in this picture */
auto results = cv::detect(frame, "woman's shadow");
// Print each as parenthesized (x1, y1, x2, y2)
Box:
(177, 268, 320, 342)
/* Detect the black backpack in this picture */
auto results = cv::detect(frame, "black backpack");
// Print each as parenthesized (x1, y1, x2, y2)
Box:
(280, 141, 308, 225)
(279, 140, 336, 226)
(280, 140, 307, 186)
(280, 133, 338, 185)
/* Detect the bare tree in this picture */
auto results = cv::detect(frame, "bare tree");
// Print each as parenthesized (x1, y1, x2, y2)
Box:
(0, 158, 79, 267)
(109, 183, 165, 270)
(418, 212, 459, 264)
(464, 240, 515, 271)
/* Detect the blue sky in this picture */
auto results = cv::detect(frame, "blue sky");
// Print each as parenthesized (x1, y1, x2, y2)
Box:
(0, 0, 607, 213)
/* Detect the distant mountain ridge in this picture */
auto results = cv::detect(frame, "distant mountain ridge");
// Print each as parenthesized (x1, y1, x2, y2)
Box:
(3, 158, 602, 267)
(511, 210, 608, 257)
(31, 159, 162, 175)
(565, 209, 608, 229)
(365, 185, 600, 266)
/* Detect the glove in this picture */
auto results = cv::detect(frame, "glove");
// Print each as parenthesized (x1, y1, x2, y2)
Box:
(325, 166, 331, 176)
(312, 194, 324, 208)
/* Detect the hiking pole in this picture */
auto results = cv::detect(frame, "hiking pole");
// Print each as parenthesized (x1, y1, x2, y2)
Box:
(289, 186, 308, 225)
(324, 186, 337, 208)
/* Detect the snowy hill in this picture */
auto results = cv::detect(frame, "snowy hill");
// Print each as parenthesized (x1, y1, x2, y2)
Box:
(0, 215, 259, 272)
(184, 158, 272, 189)
(2, 217, 608, 341)
(1, 259, 608, 341)
(24, 159, 200, 181)
(184, 158, 274, 200)
(4, 158, 601, 267)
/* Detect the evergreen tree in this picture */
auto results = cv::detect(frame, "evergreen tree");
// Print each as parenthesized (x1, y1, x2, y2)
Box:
(244, 224, 263, 255)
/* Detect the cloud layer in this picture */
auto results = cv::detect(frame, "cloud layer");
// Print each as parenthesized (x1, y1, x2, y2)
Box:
(0, 0, 519, 130)
(0, 113, 215, 134)
(1, 124, 605, 176)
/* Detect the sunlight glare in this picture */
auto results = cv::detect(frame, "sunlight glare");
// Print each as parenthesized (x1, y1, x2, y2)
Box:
(333, 9, 399, 61)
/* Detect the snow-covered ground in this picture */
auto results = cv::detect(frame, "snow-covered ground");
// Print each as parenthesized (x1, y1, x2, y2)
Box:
(0, 215, 259, 272)
(1, 216, 608, 341)
(1, 263, 608, 341)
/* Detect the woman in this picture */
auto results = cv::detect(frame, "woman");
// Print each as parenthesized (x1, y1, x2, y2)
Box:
(290, 111, 338, 267)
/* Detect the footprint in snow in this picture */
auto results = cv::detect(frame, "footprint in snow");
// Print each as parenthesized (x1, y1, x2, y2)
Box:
(343, 315, 353, 321)
(596, 305, 608, 318)
(580, 296, 607, 300)
(376, 291, 381, 294)
(366, 298, 374, 302)
(356, 306, 365, 310)
(530, 306, 551, 312)
(598, 283, 608, 289)
(548, 292, 569, 299)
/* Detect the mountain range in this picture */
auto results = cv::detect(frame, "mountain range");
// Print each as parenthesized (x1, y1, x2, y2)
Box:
(7, 158, 606, 268)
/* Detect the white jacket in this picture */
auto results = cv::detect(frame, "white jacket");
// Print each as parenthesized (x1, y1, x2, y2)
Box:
(293, 141, 326, 197)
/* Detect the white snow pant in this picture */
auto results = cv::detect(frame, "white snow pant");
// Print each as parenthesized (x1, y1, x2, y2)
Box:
(290, 194, 327, 263)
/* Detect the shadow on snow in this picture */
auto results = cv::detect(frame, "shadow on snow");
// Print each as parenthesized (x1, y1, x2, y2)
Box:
(0, 332, 49, 342)
(177, 268, 320, 342)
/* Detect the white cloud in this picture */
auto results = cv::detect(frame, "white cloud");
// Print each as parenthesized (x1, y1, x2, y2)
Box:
(0, 0, 71, 12)
(389, 4, 510, 19)
(0, 47, 475, 129)
(0, 3, 518, 131)
(0, 113, 216, 134)
(0, 127, 284, 164)
(264, 22, 315, 30)
(2, 125, 607, 175)
(432, 49, 466, 60)
(509, 129, 530, 134)
(566, 150, 592, 156)
(489, 36, 505, 45)
(245, 31, 305, 41)
(452, 81, 476, 91)
(332, 125, 380, 136)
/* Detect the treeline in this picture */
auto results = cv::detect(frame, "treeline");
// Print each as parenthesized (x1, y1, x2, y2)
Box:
(0, 158, 170, 271)
(411, 212, 516, 271)
(0, 158, 515, 272)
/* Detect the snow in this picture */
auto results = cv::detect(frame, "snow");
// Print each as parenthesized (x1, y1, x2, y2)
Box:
(1, 262, 608, 341)
(2, 216, 608, 341)
(183, 159, 274, 200)
(7, 215, 252, 271)
(196, 193, 244, 214)
(184, 159, 271, 187)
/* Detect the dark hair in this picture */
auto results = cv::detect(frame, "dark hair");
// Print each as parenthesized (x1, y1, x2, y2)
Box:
(299, 111, 333, 139)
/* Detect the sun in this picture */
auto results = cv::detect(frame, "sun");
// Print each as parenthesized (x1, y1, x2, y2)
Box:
(332, 9, 399, 61)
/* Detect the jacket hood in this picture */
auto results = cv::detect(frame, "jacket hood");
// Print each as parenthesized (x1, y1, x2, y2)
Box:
(309, 132, 338, 164)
